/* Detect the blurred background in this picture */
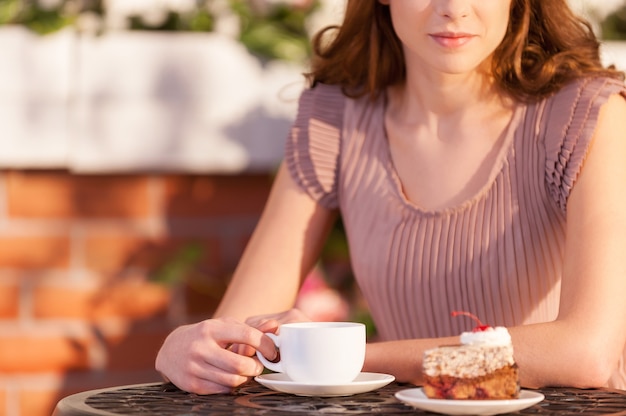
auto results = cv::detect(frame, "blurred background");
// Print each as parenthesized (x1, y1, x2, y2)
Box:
(0, 1, 624, 415)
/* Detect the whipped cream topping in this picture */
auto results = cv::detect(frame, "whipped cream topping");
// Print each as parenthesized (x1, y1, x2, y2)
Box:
(460, 326, 512, 346)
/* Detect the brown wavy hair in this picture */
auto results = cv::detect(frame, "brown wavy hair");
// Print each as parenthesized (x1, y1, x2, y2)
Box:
(307, 0, 624, 102)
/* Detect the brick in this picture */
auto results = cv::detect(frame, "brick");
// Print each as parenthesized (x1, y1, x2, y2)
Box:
(57, 369, 162, 392)
(6, 171, 151, 219)
(0, 390, 5, 416)
(32, 284, 92, 319)
(0, 334, 91, 372)
(0, 236, 70, 269)
(83, 235, 158, 275)
(83, 234, 222, 277)
(19, 389, 60, 416)
(164, 174, 272, 217)
(184, 274, 228, 319)
(33, 281, 171, 320)
(104, 328, 172, 371)
(91, 281, 171, 320)
(0, 281, 19, 319)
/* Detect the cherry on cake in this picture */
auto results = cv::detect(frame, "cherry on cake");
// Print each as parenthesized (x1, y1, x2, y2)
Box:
(422, 311, 520, 400)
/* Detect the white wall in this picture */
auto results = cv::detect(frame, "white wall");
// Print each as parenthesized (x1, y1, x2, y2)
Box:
(0, 27, 305, 172)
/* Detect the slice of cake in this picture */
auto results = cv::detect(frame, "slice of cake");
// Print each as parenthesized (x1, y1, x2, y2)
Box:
(422, 311, 520, 400)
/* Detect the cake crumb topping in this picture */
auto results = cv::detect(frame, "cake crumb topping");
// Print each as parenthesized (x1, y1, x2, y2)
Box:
(423, 344, 515, 378)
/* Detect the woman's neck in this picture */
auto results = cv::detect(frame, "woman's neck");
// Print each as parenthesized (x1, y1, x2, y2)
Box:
(387, 68, 513, 141)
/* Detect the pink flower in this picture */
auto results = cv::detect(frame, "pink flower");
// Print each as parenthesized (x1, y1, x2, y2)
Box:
(296, 267, 349, 322)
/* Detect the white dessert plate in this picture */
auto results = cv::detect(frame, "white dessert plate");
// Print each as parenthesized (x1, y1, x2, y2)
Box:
(254, 372, 395, 397)
(394, 388, 544, 416)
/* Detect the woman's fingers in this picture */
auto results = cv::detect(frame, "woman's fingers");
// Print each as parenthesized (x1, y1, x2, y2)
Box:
(156, 318, 275, 395)
(168, 343, 264, 394)
(204, 341, 264, 377)
(207, 318, 278, 361)
(229, 343, 258, 357)
(245, 308, 312, 329)
(243, 309, 314, 362)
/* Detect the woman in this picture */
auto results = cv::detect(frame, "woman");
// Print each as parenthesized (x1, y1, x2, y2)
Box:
(156, 0, 626, 393)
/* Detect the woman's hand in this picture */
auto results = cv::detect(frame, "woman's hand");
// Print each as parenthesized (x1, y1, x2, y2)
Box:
(226, 309, 313, 357)
(155, 317, 278, 394)
(155, 163, 336, 394)
(245, 308, 312, 332)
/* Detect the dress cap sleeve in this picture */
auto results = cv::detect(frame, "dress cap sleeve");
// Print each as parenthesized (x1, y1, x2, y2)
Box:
(285, 83, 346, 209)
(544, 77, 626, 211)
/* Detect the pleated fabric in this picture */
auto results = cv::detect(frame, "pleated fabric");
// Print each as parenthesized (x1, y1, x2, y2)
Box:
(285, 77, 626, 389)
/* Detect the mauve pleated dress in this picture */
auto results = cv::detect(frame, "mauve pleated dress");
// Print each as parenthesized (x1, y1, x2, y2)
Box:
(285, 76, 626, 389)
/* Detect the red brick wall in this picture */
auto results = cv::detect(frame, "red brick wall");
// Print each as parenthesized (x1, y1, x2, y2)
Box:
(0, 169, 274, 416)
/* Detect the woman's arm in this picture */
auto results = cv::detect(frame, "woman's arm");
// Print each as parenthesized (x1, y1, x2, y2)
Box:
(155, 162, 338, 393)
(364, 93, 626, 389)
(214, 162, 338, 320)
(513, 92, 626, 388)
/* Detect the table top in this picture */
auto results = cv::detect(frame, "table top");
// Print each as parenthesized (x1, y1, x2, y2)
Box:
(53, 380, 626, 415)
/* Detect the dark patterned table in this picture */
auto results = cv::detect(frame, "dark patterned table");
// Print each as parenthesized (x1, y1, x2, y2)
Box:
(53, 381, 626, 415)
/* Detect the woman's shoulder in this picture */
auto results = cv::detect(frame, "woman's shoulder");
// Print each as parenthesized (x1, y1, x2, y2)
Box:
(300, 82, 348, 110)
(538, 75, 625, 139)
(545, 76, 625, 107)
(542, 75, 626, 211)
(298, 82, 379, 114)
(284, 83, 348, 210)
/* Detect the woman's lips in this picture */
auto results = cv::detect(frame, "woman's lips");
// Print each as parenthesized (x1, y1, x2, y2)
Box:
(429, 32, 475, 48)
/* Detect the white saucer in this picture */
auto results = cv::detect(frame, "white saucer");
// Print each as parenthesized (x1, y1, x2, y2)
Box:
(394, 388, 544, 415)
(254, 372, 395, 397)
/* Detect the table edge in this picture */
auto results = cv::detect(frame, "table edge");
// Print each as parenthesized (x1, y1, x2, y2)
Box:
(53, 382, 165, 416)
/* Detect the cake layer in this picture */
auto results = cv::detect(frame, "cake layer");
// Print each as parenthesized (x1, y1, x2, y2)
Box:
(423, 365, 520, 399)
(423, 344, 515, 378)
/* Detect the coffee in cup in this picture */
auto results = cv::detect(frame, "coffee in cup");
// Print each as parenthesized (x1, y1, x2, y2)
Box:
(256, 322, 366, 384)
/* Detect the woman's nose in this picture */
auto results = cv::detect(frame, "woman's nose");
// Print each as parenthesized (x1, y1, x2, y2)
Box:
(433, 0, 471, 19)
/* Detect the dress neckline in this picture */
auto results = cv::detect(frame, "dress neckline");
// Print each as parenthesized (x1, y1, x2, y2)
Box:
(379, 96, 524, 216)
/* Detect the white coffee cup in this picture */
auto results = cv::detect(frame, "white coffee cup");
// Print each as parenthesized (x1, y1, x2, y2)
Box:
(256, 322, 366, 384)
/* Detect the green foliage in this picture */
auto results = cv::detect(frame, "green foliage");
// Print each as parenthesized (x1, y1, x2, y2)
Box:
(151, 243, 204, 286)
(0, 0, 22, 24)
(601, 6, 626, 40)
(0, 0, 317, 61)
(0, 0, 75, 34)
(352, 308, 378, 339)
(230, 0, 316, 62)
(128, 9, 214, 32)
(321, 217, 350, 261)
(188, 9, 215, 32)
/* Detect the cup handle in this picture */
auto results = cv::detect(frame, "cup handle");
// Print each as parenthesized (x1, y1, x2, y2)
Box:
(255, 333, 283, 373)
